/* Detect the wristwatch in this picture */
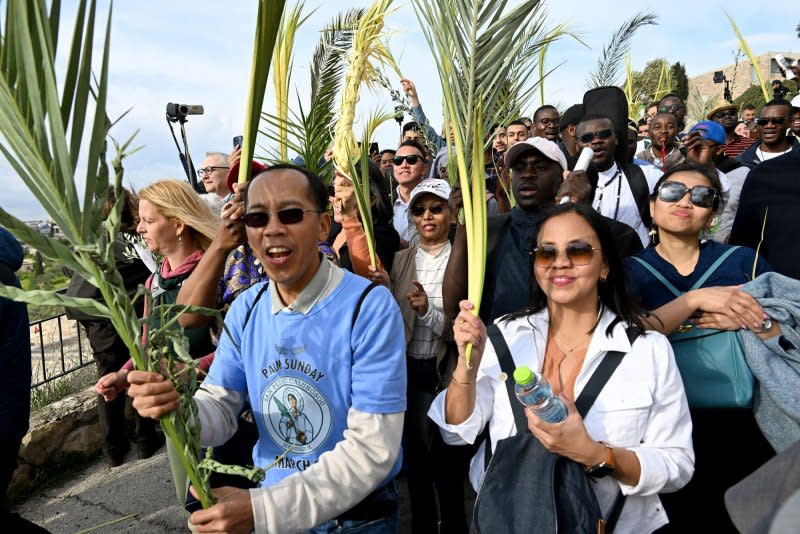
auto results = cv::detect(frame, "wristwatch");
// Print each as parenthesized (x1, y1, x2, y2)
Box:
(586, 441, 615, 478)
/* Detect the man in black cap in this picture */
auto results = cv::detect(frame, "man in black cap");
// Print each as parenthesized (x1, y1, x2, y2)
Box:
(708, 103, 754, 158)
(557, 103, 584, 159)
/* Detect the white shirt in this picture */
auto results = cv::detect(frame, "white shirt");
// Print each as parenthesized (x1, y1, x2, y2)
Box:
(428, 308, 694, 534)
(593, 163, 656, 247)
(392, 194, 410, 241)
(408, 242, 451, 359)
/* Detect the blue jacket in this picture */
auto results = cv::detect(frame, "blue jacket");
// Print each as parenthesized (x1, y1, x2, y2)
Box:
(741, 272, 800, 452)
(0, 226, 31, 461)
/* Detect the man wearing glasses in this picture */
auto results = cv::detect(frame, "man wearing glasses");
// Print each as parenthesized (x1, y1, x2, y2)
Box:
(708, 104, 755, 158)
(197, 151, 231, 209)
(128, 164, 407, 533)
(392, 140, 428, 246)
(576, 115, 660, 247)
(738, 99, 799, 169)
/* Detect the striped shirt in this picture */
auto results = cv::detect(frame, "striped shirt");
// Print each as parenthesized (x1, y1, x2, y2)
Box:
(722, 134, 755, 158)
(407, 242, 451, 360)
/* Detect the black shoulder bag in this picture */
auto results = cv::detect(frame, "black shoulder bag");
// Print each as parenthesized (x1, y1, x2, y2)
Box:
(474, 323, 637, 534)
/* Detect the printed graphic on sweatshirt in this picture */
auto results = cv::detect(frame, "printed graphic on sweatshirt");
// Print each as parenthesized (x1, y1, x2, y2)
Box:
(262, 375, 332, 454)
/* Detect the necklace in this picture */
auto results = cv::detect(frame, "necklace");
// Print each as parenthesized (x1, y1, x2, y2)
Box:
(756, 146, 791, 162)
(550, 330, 592, 354)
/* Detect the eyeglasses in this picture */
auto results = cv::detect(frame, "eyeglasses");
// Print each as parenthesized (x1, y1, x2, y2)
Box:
(657, 181, 717, 208)
(241, 208, 322, 228)
(755, 117, 786, 126)
(197, 166, 229, 176)
(410, 204, 447, 217)
(658, 103, 684, 113)
(713, 110, 738, 119)
(533, 242, 600, 268)
(578, 128, 614, 144)
(392, 154, 424, 166)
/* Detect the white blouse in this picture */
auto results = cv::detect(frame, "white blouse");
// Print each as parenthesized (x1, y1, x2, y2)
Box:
(428, 307, 695, 534)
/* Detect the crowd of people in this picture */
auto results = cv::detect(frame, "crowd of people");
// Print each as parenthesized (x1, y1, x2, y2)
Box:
(4, 64, 800, 533)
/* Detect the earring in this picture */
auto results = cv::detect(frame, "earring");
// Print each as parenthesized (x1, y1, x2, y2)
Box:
(599, 275, 607, 282)
(178, 234, 183, 243)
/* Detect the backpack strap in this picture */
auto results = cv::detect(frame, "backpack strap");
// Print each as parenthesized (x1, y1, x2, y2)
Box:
(242, 282, 270, 330)
(484, 323, 522, 470)
(351, 282, 379, 329)
(621, 162, 652, 228)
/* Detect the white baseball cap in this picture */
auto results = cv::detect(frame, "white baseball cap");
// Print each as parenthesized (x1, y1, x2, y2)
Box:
(504, 137, 567, 171)
(408, 179, 452, 208)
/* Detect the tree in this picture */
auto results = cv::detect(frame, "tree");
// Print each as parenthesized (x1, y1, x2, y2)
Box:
(671, 62, 689, 101)
(33, 251, 44, 277)
(626, 58, 673, 109)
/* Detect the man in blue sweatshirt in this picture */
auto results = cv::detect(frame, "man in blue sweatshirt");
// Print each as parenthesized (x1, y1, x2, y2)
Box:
(128, 165, 407, 533)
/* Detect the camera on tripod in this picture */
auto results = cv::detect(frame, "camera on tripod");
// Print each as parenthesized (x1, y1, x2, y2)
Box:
(166, 103, 204, 123)
(713, 71, 733, 104)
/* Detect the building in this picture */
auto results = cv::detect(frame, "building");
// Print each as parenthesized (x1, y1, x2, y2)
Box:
(688, 51, 798, 115)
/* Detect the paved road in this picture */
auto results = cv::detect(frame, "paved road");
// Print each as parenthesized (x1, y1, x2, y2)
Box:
(18, 450, 189, 533)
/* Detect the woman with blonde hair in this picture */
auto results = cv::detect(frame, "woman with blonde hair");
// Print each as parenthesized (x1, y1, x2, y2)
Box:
(96, 179, 218, 410)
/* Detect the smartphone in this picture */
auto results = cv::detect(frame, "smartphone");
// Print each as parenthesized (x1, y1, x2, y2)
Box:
(369, 142, 379, 155)
(233, 135, 243, 148)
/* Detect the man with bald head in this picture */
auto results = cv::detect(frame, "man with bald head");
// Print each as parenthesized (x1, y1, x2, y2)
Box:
(128, 165, 407, 533)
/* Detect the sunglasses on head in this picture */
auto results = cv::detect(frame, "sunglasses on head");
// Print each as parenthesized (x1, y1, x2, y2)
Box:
(657, 181, 717, 208)
(392, 154, 423, 166)
(410, 203, 446, 217)
(658, 103, 683, 113)
(578, 128, 614, 144)
(533, 242, 599, 268)
(241, 208, 321, 228)
(755, 117, 786, 126)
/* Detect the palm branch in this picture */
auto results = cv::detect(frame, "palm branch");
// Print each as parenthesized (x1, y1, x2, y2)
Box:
(412, 0, 560, 365)
(272, 2, 314, 161)
(260, 8, 364, 178)
(725, 11, 770, 103)
(586, 11, 658, 89)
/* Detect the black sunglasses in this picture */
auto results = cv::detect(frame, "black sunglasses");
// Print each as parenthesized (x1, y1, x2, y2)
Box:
(410, 204, 446, 217)
(241, 208, 322, 228)
(657, 181, 717, 208)
(533, 242, 599, 268)
(392, 155, 423, 166)
(755, 117, 786, 126)
(578, 128, 614, 144)
(713, 110, 738, 119)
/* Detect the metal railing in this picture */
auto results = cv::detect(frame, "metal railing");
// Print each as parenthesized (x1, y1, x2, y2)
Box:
(30, 312, 93, 389)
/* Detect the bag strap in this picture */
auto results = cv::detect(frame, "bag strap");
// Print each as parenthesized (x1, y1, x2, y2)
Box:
(690, 246, 740, 290)
(631, 247, 742, 298)
(487, 323, 527, 430)
(630, 257, 682, 297)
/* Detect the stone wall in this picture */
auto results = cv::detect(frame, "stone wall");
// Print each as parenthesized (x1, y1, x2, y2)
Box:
(8, 387, 103, 500)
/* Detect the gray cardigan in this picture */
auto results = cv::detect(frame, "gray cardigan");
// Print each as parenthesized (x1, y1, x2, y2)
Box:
(741, 272, 800, 452)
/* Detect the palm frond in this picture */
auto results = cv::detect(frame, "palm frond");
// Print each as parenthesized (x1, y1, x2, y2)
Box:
(725, 11, 770, 103)
(272, 2, 314, 161)
(412, 0, 558, 364)
(237, 0, 286, 185)
(586, 11, 658, 89)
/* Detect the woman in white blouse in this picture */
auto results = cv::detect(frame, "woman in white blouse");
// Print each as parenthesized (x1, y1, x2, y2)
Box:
(428, 203, 694, 533)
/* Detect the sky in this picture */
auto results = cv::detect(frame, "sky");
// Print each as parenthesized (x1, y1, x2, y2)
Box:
(3, 0, 798, 221)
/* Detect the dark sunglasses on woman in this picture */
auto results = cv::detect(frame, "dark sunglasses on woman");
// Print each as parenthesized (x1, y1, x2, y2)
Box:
(241, 208, 322, 228)
(533, 242, 599, 268)
(410, 204, 446, 217)
(657, 181, 717, 208)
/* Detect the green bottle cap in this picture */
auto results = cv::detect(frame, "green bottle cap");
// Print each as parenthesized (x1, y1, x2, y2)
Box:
(513, 365, 534, 385)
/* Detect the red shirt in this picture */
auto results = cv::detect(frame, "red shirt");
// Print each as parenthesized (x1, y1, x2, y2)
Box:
(723, 134, 755, 158)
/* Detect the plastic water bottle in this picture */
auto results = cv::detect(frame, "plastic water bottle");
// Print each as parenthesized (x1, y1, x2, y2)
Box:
(513, 365, 567, 423)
